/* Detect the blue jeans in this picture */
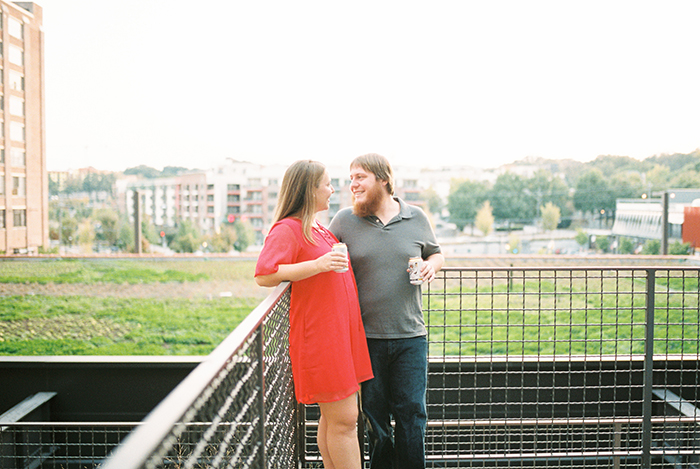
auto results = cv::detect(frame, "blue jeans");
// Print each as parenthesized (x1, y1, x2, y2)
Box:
(362, 336, 428, 469)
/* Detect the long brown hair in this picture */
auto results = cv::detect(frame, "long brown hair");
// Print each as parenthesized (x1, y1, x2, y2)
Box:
(273, 160, 326, 244)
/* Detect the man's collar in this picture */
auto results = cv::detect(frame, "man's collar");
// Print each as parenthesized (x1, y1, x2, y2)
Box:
(395, 197, 414, 219)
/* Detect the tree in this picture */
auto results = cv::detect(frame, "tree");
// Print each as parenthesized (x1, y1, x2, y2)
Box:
(507, 233, 522, 254)
(447, 179, 489, 232)
(123, 165, 162, 179)
(76, 219, 96, 254)
(596, 235, 611, 253)
(641, 239, 660, 255)
(573, 169, 614, 215)
(489, 172, 535, 222)
(527, 169, 572, 221)
(94, 209, 120, 246)
(618, 237, 636, 254)
(421, 187, 443, 216)
(669, 169, 700, 188)
(540, 202, 561, 233)
(170, 221, 202, 253)
(475, 201, 494, 236)
(669, 241, 692, 255)
(645, 165, 671, 192)
(60, 217, 79, 246)
(117, 222, 134, 252)
(575, 229, 588, 249)
(233, 220, 255, 253)
(208, 225, 238, 253)
(589, 155, 648, 175)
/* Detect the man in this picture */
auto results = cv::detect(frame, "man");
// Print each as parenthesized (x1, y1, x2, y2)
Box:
(329, 153, 444, 469)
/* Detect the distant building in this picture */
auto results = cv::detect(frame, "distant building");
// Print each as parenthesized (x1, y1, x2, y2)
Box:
(0, 2, 46, 254)
(612, 189, 700, 247)
(117, 159, 438, 246)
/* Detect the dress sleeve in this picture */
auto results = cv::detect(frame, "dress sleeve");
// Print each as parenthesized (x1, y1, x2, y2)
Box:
(255, 223, 300, 276)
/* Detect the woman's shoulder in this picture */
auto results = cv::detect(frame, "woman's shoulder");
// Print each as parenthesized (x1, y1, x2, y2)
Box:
(271, 217, 302, 232)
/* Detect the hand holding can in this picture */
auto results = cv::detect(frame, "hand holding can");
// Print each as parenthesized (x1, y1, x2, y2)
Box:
(332, 243, 349, 273)
(408, 257, 424, 285)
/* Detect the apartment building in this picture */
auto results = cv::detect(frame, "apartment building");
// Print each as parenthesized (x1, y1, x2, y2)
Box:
(0, 2, 46, 254)
(119, 160, 287, 245)
(118, 159, 441, 247)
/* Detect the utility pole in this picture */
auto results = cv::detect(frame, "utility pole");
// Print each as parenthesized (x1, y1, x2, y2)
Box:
(133, 190, 142, 254)
(661, 191, 669, 255)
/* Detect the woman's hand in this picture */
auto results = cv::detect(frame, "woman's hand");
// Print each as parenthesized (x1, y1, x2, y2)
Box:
(316, 251, 349, 273)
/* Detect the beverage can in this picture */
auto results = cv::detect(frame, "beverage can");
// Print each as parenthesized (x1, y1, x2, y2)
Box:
(332, 243, 349, 273)
(408, 257, 424, 285)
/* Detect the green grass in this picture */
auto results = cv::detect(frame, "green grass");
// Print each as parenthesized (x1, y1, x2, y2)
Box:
(0, 259, 258, 284)
(0, 295, 259, 355)
(425, 275, 700, 357)
(2, 259, 698, 358)
(0, 259, 261, 355)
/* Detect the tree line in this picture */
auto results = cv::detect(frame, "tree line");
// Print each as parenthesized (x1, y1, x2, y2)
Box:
(443, 150, 700, 232)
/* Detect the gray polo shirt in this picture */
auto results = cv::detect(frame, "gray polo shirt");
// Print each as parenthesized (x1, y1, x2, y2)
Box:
(329, 198, 442, 339)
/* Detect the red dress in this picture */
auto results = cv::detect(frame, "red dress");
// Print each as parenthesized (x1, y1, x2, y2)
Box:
(255, 218, 373, 404)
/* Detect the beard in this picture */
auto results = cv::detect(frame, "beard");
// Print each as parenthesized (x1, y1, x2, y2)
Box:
(352, 183, 385, 218)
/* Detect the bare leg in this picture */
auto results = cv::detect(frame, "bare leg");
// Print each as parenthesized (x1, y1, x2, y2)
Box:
(317, 392, 361, 469)
(318, 414, 333, 469)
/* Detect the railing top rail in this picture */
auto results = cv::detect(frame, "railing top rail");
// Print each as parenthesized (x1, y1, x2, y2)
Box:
(100, 282, 291, 469)
(439, 265, 700, 272)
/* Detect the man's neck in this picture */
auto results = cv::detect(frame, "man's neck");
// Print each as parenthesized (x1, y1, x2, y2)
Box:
(373, 195, 400, 225)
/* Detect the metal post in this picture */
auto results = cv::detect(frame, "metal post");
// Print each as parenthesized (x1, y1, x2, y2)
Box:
(641, 268, 656, 469)
(661, 192, 669, 255)
(133, 190, 142, 254)
(257, 327, 267, 468)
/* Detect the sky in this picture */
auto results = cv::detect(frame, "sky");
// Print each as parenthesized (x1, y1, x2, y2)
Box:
(37, 1, 700, 172)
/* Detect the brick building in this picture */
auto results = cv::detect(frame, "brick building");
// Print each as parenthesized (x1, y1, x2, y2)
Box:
(0, 2, 46, 254)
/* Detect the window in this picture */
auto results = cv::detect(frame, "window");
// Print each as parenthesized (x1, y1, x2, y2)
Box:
(227, 194, 240, 202)
(207, 194, 214, 202)
(9, 71, 23, 91)
(0, 210, 4, 229)
(9, 96, 24, 117)
(0, 148, 4, 164)
(10, 123, 24, 142)
(227, 184, 240, 191)
(8, 45, 23, 66)
(207, 206, 214, 213)
(12, 176, 25, 196)
(0, 176, 4, 195)
(8, 17, 22, 40)
(11, 148, 25, 166)
(13, 209, 26, 227)
(207, 184, 214, 190)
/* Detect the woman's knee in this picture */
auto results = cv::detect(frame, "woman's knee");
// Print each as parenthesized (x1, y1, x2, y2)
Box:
(321, 395, 359, 432)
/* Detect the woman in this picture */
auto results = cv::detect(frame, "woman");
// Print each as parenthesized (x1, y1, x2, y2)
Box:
(255, 160, 373, 469)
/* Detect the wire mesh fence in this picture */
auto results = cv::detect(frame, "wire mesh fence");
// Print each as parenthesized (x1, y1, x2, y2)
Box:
(420, 266, 700, 468)
(99, 283, 297, 469)
(4, 266, 700, 468)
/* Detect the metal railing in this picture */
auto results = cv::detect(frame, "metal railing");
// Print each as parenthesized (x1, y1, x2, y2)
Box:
(420, 266, 700, 468)
(4, 265, 700, 468)
(100, 282, 296, 469)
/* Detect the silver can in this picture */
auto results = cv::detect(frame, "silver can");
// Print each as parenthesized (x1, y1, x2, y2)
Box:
(332, 243, 349, 272)
(409, 257, 424, 285)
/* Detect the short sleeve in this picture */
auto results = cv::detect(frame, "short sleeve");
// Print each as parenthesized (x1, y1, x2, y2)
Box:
(255, 223, 300, 277)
